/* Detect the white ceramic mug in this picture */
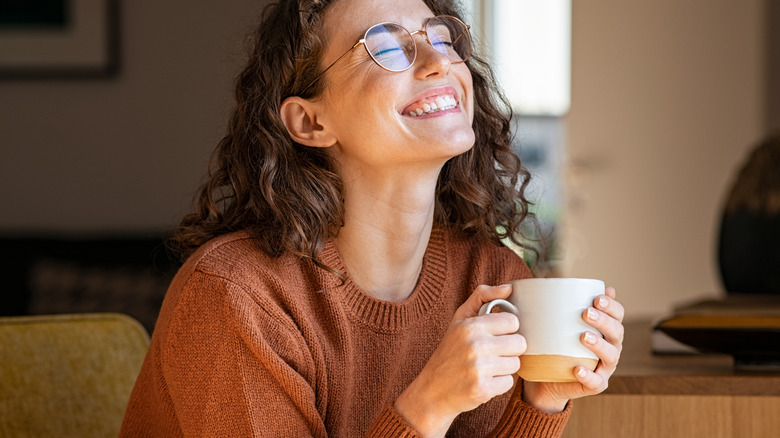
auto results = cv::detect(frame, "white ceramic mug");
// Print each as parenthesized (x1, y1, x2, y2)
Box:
(478, 278, 604, 382)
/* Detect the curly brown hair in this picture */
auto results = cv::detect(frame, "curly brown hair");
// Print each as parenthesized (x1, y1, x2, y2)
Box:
(171, 0, 537, 269)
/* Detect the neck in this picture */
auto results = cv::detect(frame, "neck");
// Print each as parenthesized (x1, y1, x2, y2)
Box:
(333, 165, 442, 302)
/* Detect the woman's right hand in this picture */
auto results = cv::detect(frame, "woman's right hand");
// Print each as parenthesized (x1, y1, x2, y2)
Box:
(394, 284, 527, 437)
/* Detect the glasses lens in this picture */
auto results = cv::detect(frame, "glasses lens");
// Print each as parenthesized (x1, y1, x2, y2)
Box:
(364, 23, 416, 71)
(426, 16, 471, 63)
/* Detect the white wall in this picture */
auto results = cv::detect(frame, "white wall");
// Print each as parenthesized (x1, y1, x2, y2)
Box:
(562, 0, 767, 319)
(0, 1, 263, 233)
(769, 0, 780, 133)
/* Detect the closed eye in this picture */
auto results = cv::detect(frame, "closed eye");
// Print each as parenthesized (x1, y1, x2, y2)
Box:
(373, 47, 405, 58)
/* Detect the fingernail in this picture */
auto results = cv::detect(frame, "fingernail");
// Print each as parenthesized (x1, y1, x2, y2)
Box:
(584, 331, 597, 344)
(577, 367, 587, 378)
(598, 296, 609, 309)
(587, 308, 599, 321)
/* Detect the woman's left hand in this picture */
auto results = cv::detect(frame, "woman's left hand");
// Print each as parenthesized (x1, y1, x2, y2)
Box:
(521, 286, 625, 413)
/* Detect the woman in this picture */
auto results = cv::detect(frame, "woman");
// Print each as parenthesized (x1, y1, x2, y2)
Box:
(120, 0, 625, 436)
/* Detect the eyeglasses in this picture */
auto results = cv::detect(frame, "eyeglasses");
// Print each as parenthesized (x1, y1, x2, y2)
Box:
(301, 15, 472, 95)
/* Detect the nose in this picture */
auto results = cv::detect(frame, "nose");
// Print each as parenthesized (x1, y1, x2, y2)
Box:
(412, 34, 451, 79)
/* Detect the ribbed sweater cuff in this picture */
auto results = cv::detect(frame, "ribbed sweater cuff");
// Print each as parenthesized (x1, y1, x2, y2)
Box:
(491, 386, 572, 437)
(363, 404, 423, 438)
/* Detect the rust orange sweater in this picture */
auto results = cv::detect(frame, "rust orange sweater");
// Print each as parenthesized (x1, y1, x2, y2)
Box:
(120, 226, 571, 437)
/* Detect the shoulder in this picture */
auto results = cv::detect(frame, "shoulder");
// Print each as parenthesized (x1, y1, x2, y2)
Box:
(443, 226, 532, 283)
(147, 233, 322, 401)
(157, 230, 321, 357)
(188, 231, 286, 275)
(163, 230, 323, 328)
(181, 231, 309, 293)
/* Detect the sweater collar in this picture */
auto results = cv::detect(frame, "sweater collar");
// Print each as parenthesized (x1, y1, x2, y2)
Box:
(317, 225, 448, 333)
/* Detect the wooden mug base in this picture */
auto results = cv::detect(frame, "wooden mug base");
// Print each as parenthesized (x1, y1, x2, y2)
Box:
(518, 354, 599, 382)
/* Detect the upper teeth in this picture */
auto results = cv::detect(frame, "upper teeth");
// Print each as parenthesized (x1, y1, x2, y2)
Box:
(407, 95, 458, 117)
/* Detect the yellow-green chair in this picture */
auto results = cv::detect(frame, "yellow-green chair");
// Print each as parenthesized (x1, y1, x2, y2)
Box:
(0, 313, 149, 438)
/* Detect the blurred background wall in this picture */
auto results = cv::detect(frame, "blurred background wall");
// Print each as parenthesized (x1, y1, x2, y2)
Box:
(0, 0, 260, 233)
(1, 0, 776, 322)
(562, 0, 774, 319)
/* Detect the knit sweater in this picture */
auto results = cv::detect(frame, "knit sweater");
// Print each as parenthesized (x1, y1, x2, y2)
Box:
(120, 226, 571, 437)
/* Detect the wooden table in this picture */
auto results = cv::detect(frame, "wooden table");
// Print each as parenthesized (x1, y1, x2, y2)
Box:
(562, 320, 780, 437)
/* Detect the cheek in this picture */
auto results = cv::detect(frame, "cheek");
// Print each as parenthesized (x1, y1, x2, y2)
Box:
(345, 82, 403, 132)
(335, 72, 397, 113)
(462, 71, 475, 123)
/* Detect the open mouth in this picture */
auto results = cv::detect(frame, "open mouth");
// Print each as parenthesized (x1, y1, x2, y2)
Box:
(401, 89, 460, 117)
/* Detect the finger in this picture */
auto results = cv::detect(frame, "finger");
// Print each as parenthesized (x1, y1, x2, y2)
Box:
(594, 293, 625, 323)
(488, 374, 516, 397)
(456, 284, 513, 319)
(491, 355, 521, 376)
(490, 332, 526, 357)
(581, 330, 620, 370)
(479, 312, 521, 336)
(574, 365, 607, 393)
(584, 307, 625, 346)
(470, 354, 520, 378)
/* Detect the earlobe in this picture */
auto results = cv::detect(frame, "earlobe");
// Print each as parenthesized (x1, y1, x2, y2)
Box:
(279, 97, 336, 148)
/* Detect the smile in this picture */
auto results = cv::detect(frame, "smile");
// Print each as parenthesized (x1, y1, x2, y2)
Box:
(402, 89, 460, 117)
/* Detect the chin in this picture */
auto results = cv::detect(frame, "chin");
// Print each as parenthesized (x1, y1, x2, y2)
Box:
(449, 128, 476, 154)
(435, 135, 476, 163)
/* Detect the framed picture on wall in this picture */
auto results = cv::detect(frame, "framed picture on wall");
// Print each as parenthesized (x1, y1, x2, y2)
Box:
(0, 0, 118, 78)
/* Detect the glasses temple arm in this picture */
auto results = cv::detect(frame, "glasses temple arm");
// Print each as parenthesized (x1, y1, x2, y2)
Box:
(299, 40, 364, 95)
(452, 25, 470, 46)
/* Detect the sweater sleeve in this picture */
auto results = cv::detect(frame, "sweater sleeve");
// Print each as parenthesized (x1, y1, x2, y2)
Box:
(486, 382, 572, 438)
(159, 270, 327, 437)
(157, 269, 427, 438)
(365, 387, 571, 438)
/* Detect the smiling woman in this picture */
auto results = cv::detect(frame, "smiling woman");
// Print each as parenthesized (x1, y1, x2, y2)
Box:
(118, 0, 625, 437)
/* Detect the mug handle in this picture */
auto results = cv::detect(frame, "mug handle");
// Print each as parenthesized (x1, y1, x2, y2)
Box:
(478, 299, 519, 317)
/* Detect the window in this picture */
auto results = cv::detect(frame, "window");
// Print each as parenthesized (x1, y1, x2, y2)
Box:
(464, 0, 571, 273)
(464, 0, 571, 115)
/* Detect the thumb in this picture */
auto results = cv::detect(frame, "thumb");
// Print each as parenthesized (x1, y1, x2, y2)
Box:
(455, 284, 513, 320)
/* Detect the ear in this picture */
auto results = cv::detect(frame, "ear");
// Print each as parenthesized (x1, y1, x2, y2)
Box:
(279, 96, 336, 148)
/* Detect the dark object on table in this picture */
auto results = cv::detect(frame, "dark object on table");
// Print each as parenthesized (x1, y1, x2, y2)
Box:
(657, 135, 780, 368)
(654, 295, 780, 370)
(718, 134, 780, 295)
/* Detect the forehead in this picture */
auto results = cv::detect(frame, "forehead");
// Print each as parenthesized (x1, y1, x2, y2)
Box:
(322, 0, 436, 44)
